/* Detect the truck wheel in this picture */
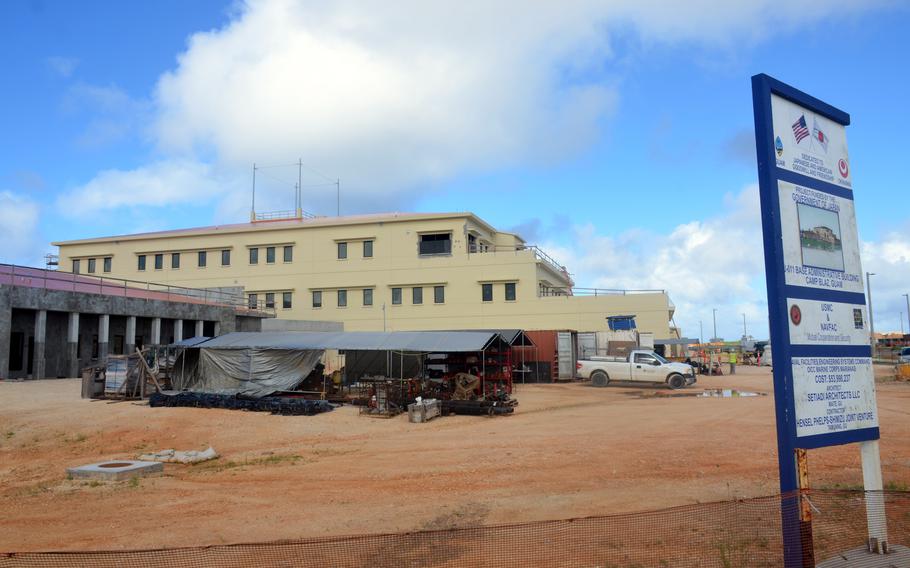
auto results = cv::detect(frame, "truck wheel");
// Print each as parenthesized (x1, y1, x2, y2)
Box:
(591, 371, 610, 387)
(667, 374, 685, 390)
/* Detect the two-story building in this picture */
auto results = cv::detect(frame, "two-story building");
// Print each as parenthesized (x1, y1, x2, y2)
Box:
(52, 212, 675, 337)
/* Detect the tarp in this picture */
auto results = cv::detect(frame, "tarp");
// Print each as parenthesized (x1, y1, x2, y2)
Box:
(191, 347, 324, 398)
(199, 331, 507, 353)
(171, 336, 213, 348)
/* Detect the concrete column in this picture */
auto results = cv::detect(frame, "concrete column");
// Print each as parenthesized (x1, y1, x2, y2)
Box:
(0, 290, 11, 380)
(98, 314, 110, 361)
(33, 310, 46, 380)
(125, 315, 136, 355)
(214, 321, 221, 337)
(151, 317, 161, 346)
(195, 320, 204, 338)
(174, 319, 184, 343)
(67, 312, 80, 378)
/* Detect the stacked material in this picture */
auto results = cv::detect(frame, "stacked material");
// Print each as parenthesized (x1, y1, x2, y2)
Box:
(441, 397, 517, 416)
(148, 391, 334, 416)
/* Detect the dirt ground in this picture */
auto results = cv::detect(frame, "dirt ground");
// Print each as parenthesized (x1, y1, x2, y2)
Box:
(1, 365, 909, 553)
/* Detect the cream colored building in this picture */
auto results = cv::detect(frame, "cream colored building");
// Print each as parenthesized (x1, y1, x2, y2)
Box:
(52, 212, 674, 337)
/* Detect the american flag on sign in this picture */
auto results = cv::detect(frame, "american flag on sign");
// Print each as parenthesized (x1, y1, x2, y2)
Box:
(792, 115, 810, 144)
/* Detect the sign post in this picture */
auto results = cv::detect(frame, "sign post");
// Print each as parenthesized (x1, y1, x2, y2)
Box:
(751, 74, 885, 566)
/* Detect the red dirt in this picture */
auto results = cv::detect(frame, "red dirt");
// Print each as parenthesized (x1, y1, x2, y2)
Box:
(1, 365, 908, 552)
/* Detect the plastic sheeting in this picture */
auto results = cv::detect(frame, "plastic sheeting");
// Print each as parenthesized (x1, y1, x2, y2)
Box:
(190, 348, 324, 398)
(199, 330, 508, 352)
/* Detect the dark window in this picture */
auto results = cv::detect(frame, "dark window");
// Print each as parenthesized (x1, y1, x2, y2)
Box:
(337, 289, 347, 307)
(266, 247, 275, 263)
(505, 282, 516, 301)
(363, 240, 373, 258)
(91, 335, 99, 359)
(198, 251, 207, 267)
(412, 287, 423, 305)
(87, 258, 96, 273)
(283, 245, 293, 263)
(434, 285, 445, 304)
(249, 248, 259, 264)
(72, 259, 81, 274)
(103, 257, 112, 272)
(137, 256, 146, 271)
(337, 242, 347, 259)
(363, 288, 373, 306)
(221, 249, 230, 266)
(468, 234, 477, 253)
(265, 293, 275, 309)
(634, 353, 657, 365)
(171, 253, 180, 269)
(113, 335, 124, 355)
(282, 292, 292, 309)
(153, 254, 162, 270)
(482, 283, 492, 302)
(391, 287, 402, 305)
(312, 291, 322, 308)
(419, 233, 452, 255)
(248, 293, 258, 309)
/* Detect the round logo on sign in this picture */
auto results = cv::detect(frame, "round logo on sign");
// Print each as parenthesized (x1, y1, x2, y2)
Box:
(838, 158, 849, 178)
(790, 304, 802, 326)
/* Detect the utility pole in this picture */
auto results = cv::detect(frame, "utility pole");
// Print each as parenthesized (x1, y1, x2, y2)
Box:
(866, 272, 876, 356)
(742, 313, 747, 337)
(336, 179, 341, 216)
(699, 320, 703, 344)
(297, 158, 303, 217)
(904, 293, 910, 336)
(712, 308, 717, 342)
(901, 312, 905, 336)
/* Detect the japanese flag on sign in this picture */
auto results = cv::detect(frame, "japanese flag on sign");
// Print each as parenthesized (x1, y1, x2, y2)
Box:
(812, 117, 829, 153)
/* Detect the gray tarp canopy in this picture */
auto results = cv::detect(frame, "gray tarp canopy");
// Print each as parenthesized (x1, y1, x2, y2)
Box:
(197, 330, 510, 352)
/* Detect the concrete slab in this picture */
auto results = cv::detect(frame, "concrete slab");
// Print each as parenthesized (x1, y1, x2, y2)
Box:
(816, 543, 910, 567)
(67, 460, 163, 481)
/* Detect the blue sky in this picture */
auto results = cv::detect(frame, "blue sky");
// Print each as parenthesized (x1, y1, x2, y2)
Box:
(2, 0, 909, 340)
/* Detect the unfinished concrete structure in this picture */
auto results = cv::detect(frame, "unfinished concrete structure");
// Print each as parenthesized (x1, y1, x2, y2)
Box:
(0, 264, 270, 380)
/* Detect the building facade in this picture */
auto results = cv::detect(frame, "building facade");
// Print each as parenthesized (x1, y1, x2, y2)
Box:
(53, 212, 674, 337)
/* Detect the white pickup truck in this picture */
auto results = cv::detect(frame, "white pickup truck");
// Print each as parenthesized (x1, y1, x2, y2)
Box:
(576, 350, 696, 389)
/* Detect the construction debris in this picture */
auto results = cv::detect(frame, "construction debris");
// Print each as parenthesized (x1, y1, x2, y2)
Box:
(407, 398, 441, 423)
(138, 447, 219, 464)
(148, 391, 334, 416)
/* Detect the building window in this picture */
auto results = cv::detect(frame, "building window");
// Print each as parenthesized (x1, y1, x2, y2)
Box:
(103, 257, 112, 273)
(154, 254, 163, 270)
(266, 246, 275, 264)
(434, 285, 445, 304)
(482, 283, 492, 302)
(248, 293, 258, 309)
(198, 251, 207, 267)
(412, 287, 423, 305)
(312, 291, 322, 308)
(171, 253, 180, 269)
(391, 287, 402, 305)
(72, 259, 81, 274)
(265, 293, 275, 309)
(419, 233, 452, 255)
(221, 250, 230, 266)
(337, 289, 347, 307)
(137, 255, 146, 271)
(87, 258, 96, 273)
(282, 292, 292, 309)
(363, 288, 373, 306)
(505, 282, 516, 301)
(363, 240, 373, 258)
(249, 248, 259, 265)
(337, 242, 347, 259)
(283, 245, 293, 263)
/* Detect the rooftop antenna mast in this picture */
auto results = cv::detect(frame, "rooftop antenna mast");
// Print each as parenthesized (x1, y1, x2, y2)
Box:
(250, 162, 257, 222)
(297, 158, 303, 218)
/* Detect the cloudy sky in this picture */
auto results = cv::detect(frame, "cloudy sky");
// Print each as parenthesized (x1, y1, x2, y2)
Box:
(2, 0, 908, 340)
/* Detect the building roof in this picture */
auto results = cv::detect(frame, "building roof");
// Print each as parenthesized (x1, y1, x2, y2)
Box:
(193, 330, 510, 352)
(52, 211, 499, 246)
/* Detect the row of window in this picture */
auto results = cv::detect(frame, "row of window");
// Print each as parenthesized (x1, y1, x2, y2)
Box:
(72, 257, 112, 274)
(137, 250, 233, 271)
(289, 282, 516, 310)
(248, 291, 293, 310)
(337, 240, 373, 259)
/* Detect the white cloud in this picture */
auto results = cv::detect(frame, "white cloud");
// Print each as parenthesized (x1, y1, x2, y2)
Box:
(62, 83, 151, 148)
(540, 185, 769, 339)
(46, 56, 79, 78)
(147, 0, 880, 208)
(57, 160, 225, 216)
(862, 232, 910, 334)
(0, 191, 42, 265)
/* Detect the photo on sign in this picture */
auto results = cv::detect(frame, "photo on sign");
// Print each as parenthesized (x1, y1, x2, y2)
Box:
(797, 202, 845, 271)
(854, 309, 865, 330)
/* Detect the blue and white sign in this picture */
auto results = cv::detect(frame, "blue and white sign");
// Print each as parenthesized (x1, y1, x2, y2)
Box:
(752, 74, 879, 460)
